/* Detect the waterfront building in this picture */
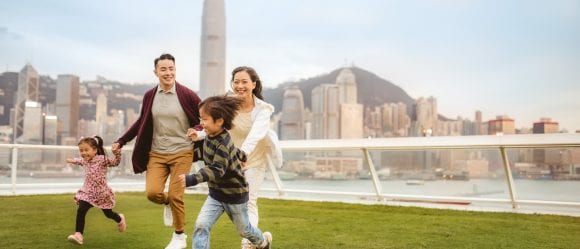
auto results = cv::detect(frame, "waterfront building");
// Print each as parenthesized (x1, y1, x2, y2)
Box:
(14, 64, 39, 142)
(56, 74, 80, 143)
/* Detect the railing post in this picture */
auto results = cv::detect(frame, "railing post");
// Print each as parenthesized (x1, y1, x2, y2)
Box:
(11, 146, 18, 195)
(362, 148, 383, 201)
(500, 147, 518, 209)
(266, 155, 285, 196)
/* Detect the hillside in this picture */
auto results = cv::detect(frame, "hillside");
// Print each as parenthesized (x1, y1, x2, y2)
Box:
(263, 67, 415, 116)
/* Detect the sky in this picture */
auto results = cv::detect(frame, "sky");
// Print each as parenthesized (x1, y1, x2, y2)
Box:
(1, 0, 579, 131)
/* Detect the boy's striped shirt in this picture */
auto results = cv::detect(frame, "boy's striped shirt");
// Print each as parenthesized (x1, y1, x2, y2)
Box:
(185, 130, 248, 204)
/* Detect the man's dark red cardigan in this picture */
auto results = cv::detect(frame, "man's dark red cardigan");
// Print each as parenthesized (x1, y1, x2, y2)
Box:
(115, 82, 201, 174)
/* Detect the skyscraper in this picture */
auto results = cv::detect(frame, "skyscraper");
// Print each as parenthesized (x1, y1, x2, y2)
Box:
(0, 72, 18, 126)
(280, 85, 305, 140)
(199, 0, 226, 99)
(14, 64, 39, 142)
(311, 84, 339, 139)
(56, 74, 80, 143)
(414, 96, 438, 136)
(336, 68, 363, 139)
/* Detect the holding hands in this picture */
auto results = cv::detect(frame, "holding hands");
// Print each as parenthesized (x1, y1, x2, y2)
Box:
(111, 142, 121, 155)
(187, 128, 205, 141)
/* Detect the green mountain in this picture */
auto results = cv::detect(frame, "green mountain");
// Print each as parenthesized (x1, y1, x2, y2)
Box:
(263, 67, 415, 116)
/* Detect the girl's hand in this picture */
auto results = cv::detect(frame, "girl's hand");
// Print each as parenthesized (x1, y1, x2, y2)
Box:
(111, 143, 121, 154)
(66, 158, 74, 163)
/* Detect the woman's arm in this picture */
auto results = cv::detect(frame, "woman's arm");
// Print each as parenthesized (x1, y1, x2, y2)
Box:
(240, 107, 272, 155)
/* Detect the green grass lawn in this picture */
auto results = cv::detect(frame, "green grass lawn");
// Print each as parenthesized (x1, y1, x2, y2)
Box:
(1, 192, 579, 248)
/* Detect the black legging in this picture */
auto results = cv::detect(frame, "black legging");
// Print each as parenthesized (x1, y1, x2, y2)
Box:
(75, 200, 122, 234)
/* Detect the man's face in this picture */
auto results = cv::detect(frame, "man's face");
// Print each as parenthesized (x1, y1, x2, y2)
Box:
(154, 59, 176, 87)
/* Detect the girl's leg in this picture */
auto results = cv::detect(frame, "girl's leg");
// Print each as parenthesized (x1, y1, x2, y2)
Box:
(75, 200, 93, 234)
(193, 196, 225, 249)
(102, 209, 121, 223)
(103, 209, 126, 232)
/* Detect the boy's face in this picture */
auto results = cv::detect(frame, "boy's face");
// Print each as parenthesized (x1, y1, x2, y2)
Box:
(199, 107, 224, 136)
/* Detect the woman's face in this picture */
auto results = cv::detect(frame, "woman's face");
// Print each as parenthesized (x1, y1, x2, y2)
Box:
(231, 70, 255, 99)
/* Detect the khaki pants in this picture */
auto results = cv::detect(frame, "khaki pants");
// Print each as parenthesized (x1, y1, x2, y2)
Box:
(146, 150, 193, 231)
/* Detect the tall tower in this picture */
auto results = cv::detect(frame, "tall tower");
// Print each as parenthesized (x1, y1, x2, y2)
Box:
(311, 84, 339, 139)
(96, 92, 108, 124)
(56, 74, 80, 142)
(336, 68, 357, 104)
(14, 63, 39, 142)
(199, 0, 226, 99)
(280, 86, 305, 140)
(336, 68, 363, 139)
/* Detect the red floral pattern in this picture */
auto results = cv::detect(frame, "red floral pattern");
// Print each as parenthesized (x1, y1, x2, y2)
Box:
(70, 154, 121, 209)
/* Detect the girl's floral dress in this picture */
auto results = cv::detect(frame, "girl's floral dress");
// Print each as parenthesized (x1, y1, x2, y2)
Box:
(69, 154, 121, 209)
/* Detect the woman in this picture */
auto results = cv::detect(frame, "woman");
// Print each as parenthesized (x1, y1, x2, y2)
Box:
(228, 66, 282, 249)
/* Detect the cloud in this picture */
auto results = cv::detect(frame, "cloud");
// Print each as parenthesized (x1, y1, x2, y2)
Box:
(0, 26, 22, 40)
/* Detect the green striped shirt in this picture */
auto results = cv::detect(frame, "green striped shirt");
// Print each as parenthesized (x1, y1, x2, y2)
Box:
(185, 130, 248, 204)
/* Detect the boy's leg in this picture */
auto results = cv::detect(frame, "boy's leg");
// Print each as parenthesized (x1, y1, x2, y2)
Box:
(167, 150, 193, 231)
(193, 196, 225, 249)
(224, 202, 265, 245)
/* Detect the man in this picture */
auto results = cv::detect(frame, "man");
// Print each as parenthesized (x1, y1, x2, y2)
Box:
(112, 53, 201, 249)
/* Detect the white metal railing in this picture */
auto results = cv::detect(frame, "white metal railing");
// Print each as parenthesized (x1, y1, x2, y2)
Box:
(1, 133, 580, 215)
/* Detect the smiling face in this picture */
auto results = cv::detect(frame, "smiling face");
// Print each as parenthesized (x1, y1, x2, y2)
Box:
(78, 142, 97, 161)
(154, 59, 176, 90)
(231, 70, 256, 100)
(199, 107, 224, 137)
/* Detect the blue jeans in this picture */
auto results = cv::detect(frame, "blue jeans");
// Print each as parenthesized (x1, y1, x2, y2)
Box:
(192, 196, 264, 249)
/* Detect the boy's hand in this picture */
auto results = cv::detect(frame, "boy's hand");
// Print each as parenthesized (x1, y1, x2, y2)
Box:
(187, 128, 198, 141)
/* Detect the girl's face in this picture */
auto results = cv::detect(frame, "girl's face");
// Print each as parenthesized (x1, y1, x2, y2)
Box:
(199, 107, 224, 137)
(231, 70, 256, 99)
(78, 142, 97, 161)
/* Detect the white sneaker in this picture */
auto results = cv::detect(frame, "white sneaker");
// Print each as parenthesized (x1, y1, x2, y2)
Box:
(165, 232, 187, 249)
(241, 238, 253, 249)
(258, 232, 272, 249)
(163, 204, 173, 227)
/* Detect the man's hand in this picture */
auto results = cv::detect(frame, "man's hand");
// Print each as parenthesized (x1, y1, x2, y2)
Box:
(111, 142, 121, 154)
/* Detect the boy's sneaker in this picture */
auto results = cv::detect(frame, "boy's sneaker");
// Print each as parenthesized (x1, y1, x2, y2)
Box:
(241, 238, 253, 249)
(118, 213, 127, 232)
(67, 232, 84, 245)
(258, 232, 272, 249)
(165, 232, 187, 249)
(163, 204, 173, 227)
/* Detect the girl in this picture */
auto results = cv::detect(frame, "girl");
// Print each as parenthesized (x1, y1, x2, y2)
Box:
(66, 136, 126, 245)
(180, 95, 272, 249)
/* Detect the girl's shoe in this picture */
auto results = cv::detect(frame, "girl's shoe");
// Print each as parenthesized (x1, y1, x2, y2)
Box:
(67, 232, 84, 245)
(118, 213, 127, 232)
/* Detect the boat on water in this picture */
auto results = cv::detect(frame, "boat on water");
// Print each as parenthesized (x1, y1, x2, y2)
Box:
(277, 171, 298, 180)
(405, 180, 425, 185)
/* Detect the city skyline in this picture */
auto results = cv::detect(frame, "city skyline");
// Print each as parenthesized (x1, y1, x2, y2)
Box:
(1, 0, 579, 131)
